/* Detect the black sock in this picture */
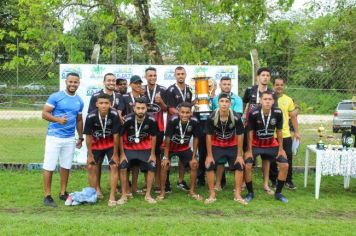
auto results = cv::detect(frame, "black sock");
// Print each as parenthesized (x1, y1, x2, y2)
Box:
(246, 181, 254, 194)
(276, 180, 285, 194)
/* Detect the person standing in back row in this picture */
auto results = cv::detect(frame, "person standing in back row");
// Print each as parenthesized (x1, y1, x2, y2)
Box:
(270, 77, 301, 190)
(166, 66, 193, 192)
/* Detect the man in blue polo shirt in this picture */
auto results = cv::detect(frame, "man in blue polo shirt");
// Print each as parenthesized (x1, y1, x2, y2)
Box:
(211, 76, 243, 190)
(212, 76, 243, 114)
(42, 72, 84, 207)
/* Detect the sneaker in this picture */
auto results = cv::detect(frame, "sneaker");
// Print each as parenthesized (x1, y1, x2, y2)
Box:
(275, 193, 288, 203)
(244, 192, 254, 203)
(165, 185, 172, 193)
(285, 182, 297, 190)
(43, 195, 57, 207)
(59, 191, 69, 201)
(176, 181, 190, 191)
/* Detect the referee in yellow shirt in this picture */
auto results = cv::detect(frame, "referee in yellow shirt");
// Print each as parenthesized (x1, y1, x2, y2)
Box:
(270, 77, 301, 190)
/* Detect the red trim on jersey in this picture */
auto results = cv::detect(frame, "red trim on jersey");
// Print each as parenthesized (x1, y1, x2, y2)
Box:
(122, 130, 153, 150)
(161, 140, 190, 153)
(92, 136, 114, 150)
(252, 132, 279, 148)
(212, 135, 237, 148)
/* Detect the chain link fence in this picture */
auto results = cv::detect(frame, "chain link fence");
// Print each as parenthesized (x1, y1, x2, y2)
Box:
(0, 48, 354, 163)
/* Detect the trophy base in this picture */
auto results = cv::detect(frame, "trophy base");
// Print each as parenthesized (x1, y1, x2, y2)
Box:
(316, 142, 325, 150)
(195, 104, 211, 113)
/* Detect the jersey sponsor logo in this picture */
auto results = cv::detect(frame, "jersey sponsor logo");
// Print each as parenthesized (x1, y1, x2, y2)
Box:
(256, 130, 274, 137)
(127, 132, 148, 142)
(93, 129, 112, 138)
(187, 125, 192, 132)
(171, 134, 190, 144)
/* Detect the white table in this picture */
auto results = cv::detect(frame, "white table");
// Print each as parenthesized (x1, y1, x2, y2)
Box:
(304, 145, 356, 199)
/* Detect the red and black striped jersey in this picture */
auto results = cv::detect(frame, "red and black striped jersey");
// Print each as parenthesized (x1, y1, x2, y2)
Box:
(207, 110, 244, 148)
(163, 115, 200, 152)
(144, 84, 167, 132)
(83, 108, 121, 150)
(118, 93, 149, 117)
(120, 113, 158, 150)
(166, 83, 193, 121)
(247, 107, 283, 148)
(242, 85, 278, 126)
(88, 89, 123, 113)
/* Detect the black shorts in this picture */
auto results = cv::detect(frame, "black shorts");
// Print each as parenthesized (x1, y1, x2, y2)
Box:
(168, 149, 193, 168)
(212, 146, 238, 171)
(123, 149, 156, 172)
(252, 146, 279, 161)
(156, 131, 164, 153)
(91, 148, 114, 164)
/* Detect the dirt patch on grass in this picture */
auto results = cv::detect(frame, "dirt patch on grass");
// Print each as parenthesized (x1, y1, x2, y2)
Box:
(1, 208, 24, 214)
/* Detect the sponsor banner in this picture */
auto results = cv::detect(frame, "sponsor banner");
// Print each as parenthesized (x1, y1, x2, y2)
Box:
(60, 64, 238, 163)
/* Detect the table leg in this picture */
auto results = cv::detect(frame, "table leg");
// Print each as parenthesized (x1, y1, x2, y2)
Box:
(344, 176, 350, 189)
(315, 152, 322, 199)
(304, 148, 310, 188)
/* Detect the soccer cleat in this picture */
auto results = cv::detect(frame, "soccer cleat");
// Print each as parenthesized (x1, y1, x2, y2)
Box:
(43, 195, 57, 207)
(59, 191, 69, 201)
(176, 181, 190, 191)
(275, 193, 288, 203)
(165, 185, 172, 193)
(244, 192, 254, 203)
(285, 182, 297, 190)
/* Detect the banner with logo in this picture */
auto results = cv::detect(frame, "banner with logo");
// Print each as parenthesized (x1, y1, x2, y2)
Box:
(60, 64, 238, 163)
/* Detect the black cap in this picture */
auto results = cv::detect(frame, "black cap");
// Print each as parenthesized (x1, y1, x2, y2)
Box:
(218, 92, 231, 101)
(130, 75, 143, 84)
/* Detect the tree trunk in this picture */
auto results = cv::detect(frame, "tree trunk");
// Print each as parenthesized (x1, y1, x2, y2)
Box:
(250, 49, 260, 85)
(133, 0, 163, 64)
(111, 24, 117, 64)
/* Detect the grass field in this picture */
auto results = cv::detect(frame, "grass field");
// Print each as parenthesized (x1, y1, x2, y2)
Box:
(0, 119, 355, 235)
(0, 119, 342, 166)
(0, 170, 355, 235)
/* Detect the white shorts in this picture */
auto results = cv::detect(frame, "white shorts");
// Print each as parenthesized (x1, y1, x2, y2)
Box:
(43, 135, 76, 171)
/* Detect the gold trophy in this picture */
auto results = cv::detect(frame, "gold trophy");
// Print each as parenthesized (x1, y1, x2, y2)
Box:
(316, 122, 325, 150)
(193, 69, 213, 113)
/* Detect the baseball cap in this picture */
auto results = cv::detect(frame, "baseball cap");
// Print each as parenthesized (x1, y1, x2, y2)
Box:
(130, 75, 143, 84)
(218, 92, 231, 101)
